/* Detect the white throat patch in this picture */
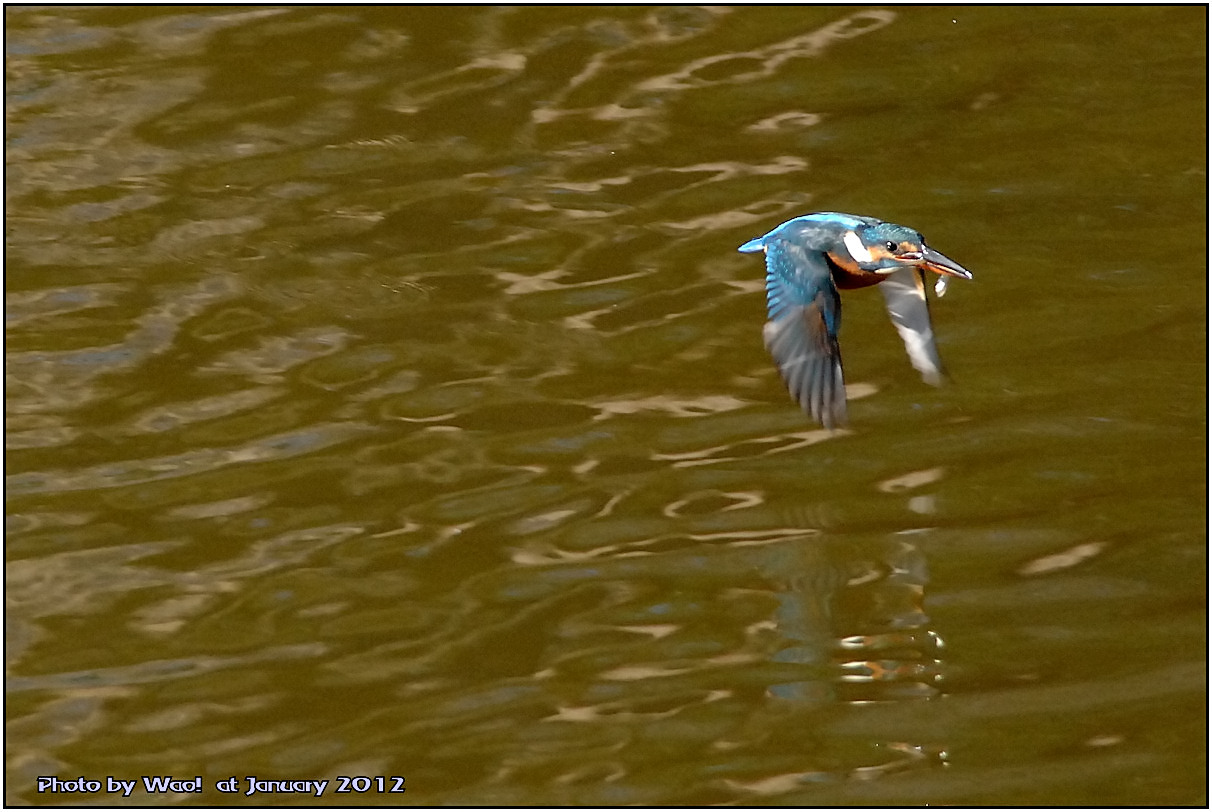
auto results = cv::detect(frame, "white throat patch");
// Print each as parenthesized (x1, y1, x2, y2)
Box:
(843, 230, 873, 264)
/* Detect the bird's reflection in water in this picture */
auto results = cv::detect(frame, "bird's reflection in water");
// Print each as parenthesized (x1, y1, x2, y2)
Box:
(723, 531, 950, 788)
(757, 533, 944, 708)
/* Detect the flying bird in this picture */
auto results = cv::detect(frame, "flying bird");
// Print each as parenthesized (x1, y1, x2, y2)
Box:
(738, 212, 972, 428)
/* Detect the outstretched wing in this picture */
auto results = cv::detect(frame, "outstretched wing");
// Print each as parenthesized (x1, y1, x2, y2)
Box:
(878, 265, 946, 386)
(760, 239, 846, 429)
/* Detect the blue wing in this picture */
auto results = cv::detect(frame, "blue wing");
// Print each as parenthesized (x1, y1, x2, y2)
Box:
(757, 238, 847, 429)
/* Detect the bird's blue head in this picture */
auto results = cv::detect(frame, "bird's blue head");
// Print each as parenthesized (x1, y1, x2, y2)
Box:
(842, 221, 973, 280)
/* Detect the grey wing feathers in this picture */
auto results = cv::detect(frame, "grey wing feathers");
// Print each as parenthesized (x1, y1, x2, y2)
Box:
(879, 265, 946, 385)
(763, 306, 847, 429)
(754, 237, 848, 429)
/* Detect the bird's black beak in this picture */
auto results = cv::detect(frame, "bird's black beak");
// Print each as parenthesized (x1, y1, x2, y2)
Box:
(920, 245, 973, 279)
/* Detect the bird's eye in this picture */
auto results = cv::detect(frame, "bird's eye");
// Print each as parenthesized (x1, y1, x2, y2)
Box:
(885, 241, 897, 252)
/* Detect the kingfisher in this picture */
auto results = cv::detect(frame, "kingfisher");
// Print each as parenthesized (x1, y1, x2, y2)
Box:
(738, 212, 972, 429)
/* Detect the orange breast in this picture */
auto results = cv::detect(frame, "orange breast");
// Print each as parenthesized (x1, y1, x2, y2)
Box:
(826, 251, 884, 290)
